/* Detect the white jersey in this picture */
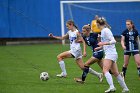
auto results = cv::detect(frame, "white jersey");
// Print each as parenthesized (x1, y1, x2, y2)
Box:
(101, 28, 117, 55)
(67, 29, 81, 50)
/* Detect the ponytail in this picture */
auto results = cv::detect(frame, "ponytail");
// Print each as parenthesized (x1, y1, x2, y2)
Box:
(66, 20, 79, 30)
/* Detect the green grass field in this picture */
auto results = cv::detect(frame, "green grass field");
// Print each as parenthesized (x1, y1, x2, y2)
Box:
(0, 43, 140, 93)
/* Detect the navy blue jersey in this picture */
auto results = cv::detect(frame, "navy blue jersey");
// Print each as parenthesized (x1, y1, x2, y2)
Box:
(121, 29, 139, 51)
(83, 33, 99, 52)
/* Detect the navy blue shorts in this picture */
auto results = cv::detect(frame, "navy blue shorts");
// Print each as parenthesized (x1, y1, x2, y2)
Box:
(93, 50, 104, 60)
(124, 51, 139, 56)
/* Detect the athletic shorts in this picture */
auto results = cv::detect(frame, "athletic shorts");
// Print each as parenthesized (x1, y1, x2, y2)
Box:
(69, 48, 82, 60)
(124, 51, 139, 56)
(104, 54, 118, 62)
(93, 50, 104, 60)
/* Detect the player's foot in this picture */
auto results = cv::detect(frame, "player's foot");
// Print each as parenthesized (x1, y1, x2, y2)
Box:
(122, 88, 129, 93)
(74, 77, 85, 84)
(120, 72, 125, 80)
(56, 72, 67, 78)
(105, 87, 116, 93)
(98, 73, 103, 82)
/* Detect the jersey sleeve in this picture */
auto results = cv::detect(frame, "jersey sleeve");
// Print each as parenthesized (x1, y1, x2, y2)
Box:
(135, 29, 139, 36)
(121, 30, 126, 36)
(66, 31, 69, 36)
(105, 28, 116, 44)
(105, 29, 113, 40)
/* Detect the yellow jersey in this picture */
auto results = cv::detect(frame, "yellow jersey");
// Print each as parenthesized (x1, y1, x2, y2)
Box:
(91, 20, 101, 33)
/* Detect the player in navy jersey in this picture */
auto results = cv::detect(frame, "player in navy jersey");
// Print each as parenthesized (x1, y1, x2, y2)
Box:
(74, 24, 104, 83)
(121, 20, 140, 79)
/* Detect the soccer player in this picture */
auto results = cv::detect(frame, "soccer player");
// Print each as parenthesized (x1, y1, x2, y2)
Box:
(121, 20, 140, 79)
(49, 20, 102, 80)
(97, 17, 129, 93)
(74, 24, 103, 83)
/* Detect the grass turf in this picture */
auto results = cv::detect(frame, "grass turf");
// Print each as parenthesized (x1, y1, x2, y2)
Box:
(0, 43, 140, 93)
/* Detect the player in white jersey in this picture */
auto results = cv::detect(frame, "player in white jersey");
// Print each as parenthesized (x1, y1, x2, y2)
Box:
(96, 17, 129, 93)
(49, 20, 102, 80)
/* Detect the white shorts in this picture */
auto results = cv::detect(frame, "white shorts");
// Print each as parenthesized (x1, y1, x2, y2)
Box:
(69, 48, 82, 60)
(104, 54, 118, 62)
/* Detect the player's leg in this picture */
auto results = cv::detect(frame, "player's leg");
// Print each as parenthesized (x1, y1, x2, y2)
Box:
(103, 59, 116, 93)
(97, 59, 103, 69)
(75, 57, 102, 83)
(56, 51, 73, 77)
(74, 58, 86, 83)
(85, 57, 103, 82)
(111, 62, 129, 92)
(86, 51, 104, 82)
(133, 53, 140, 77)
(121, 54, 130, 78)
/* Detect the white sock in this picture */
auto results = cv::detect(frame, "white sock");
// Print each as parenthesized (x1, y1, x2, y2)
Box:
(89, 68, 100, 77)
(116, 74, 129, 90)
(105, 72, 115, 89)
(59, 61, 67, 75)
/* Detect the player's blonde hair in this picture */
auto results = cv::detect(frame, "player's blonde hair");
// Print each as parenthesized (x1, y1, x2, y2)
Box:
(82, 24, 91, 32)
(96, 17, 106, 26)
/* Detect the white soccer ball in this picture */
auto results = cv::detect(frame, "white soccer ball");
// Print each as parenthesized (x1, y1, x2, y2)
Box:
(40, 72, 49, 81)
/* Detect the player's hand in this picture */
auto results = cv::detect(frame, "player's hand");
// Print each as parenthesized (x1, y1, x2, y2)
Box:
(98, 42, 104, 46)
(94, 47, 99, 51)
(122, 46, 126, 50)
(48, 33, 54, 37)
(75, 39, 83, 43)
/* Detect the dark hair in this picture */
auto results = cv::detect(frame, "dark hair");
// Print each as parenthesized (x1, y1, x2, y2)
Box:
(96, 17, 106, 26)
(66, 20, 78, 30)
(126, 20, 135, 29)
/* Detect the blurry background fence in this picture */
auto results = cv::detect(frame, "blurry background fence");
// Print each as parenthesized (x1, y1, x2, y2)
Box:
(0, 0, 140, 45)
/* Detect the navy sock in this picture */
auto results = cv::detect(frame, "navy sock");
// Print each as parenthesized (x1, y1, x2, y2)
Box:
(122, 67, 127, 78)
(82, 66, 89, 81)
(137, 67, 140, 77)
(109, 70, 113, 74)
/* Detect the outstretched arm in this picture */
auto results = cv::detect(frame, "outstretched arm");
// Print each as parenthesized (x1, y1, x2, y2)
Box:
(49, 33, 68, 40)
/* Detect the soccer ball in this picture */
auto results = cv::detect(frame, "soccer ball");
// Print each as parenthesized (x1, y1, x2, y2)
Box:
(40, 72, 49, 81)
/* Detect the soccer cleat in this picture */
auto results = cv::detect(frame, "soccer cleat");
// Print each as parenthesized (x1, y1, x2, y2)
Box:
(122, 88, 129, 93)
(120, 72, 125, 81)
(56, 72, 67, 78)
(105, 87, 116, 93)
(98, 73, 103, 82)
(74, 77, 85, 84)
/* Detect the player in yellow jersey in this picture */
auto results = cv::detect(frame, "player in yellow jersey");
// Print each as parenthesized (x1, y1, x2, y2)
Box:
(91, 15, 111, 34)
(91, 15, 101, 33)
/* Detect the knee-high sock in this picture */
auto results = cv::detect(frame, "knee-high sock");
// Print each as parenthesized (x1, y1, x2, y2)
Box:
(105, 72, 115, 89)
(137, 67, 140, 76)
(82, 66, 89, 81)
(116, 74, 129, 90)
(89, 68, 100, 77)
(122, 67, 127, 78)
(59, 61, 67, 75)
